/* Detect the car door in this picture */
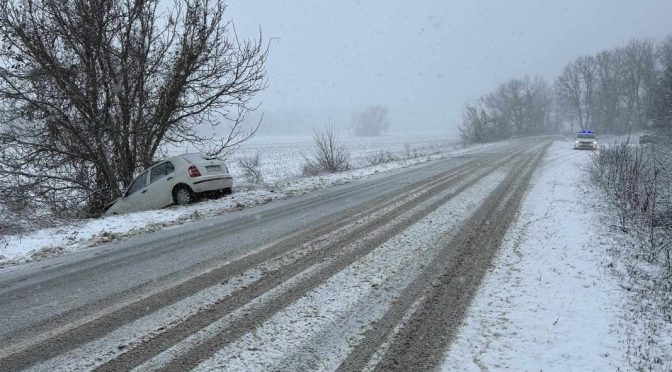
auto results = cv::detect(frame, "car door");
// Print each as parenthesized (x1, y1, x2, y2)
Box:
(116, 170, 150, 213)
(144, 161, 177, 209)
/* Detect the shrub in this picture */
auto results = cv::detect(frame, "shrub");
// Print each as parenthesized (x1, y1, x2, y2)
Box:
(590, 138, 672, 370)
(590, 139, 671, 244)
(367, 149, 398, 166)
(303, 126, 350, 175)
(237, 153, 264, 185)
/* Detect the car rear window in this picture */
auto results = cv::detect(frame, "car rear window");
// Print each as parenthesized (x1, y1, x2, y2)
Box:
(180, 153, 217, 163)
(181, 154, 203, 162)
(577, 134, 595, 139)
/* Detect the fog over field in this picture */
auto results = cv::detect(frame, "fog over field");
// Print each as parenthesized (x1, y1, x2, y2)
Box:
(226, 0, 672, 136)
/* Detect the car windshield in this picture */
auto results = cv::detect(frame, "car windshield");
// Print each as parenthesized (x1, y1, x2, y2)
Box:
(126, 170, 148, 195)
(577, 134, 596, 139)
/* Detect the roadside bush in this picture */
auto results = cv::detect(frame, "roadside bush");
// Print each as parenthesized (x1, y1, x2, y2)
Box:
(590, 139, 672, 257)
(367, 149, 399, 166)
(403, 143, 419, 159)
(0, 211, 23, 237)
(0, 196, 62, 242)
(303, 126, 351, 176)
(590, 138, 672, 369)
(237, 153, 265, 185)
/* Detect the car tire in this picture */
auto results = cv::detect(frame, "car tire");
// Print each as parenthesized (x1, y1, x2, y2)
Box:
(173, 185, 195, 206)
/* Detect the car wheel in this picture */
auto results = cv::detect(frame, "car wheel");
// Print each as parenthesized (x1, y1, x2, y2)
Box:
(173, 186, 194, 206)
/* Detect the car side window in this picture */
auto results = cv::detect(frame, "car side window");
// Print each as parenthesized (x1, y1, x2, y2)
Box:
(127, 170, 148, 196)
(150, 163, 166, 184)
(150, 161, 175, 184)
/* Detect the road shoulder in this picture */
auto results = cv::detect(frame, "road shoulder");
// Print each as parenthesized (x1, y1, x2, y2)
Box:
(442, 141, 628, 370)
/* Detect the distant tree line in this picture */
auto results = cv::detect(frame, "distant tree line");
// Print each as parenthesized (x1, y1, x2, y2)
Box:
(459, 76, 553, 143)
(460, 36, 672, 143)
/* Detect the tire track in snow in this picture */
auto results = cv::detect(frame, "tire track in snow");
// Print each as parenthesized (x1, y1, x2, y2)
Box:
(96, 149, 528, 371)
(339, 142, 550, 371)
(0, 142, 537, 371)
(186, 170, 509, 371)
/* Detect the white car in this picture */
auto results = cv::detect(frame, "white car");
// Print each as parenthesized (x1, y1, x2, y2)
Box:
(574, 131, 598, 150)
(104, 154, 233, 215)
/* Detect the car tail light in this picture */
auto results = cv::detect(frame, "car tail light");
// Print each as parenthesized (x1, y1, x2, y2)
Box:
(188, 164, 201, 178)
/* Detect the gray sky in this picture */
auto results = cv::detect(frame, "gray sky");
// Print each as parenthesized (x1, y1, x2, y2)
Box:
(227, 0, 672, 136)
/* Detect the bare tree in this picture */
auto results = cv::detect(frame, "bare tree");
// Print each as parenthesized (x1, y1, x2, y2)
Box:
(303, 126, 350, 175)
(0, 0, 267, 216)
(484, 79, 523, 137)
(237, 153, 264, 185)
(653, 64, 672, 138)
(658, 35, 672, 72)
(351, 105, 390, 137)
(555, 55, 596, 131)
(655, 36, 672, 139)
(620, 39, 657, 130)
(555, 61, 584, 130)
(458, 102, 495, 143)
(593, 49, 624, 133)
(521, 76, 552, 134)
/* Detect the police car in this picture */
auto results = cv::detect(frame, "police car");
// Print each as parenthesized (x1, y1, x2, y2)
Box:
(574, 130, 598, 150)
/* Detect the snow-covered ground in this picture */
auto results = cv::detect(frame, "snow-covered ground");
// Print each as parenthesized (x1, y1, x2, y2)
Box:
(441, 141, 644, 370)
(166, 134, 456, 184)
(0, 134, 470, 266)
(6, 138, 668, 370)
(226, 134, 457, 184)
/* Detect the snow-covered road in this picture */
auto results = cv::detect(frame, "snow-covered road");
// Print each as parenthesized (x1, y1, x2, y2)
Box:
(0, 138, 644, 371)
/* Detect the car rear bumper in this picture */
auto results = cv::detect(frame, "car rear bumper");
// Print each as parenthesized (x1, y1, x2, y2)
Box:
(191, 175, 233, 193)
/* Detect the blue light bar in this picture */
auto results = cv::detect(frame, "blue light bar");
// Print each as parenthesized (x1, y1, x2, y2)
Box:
(580, 130, 593, 134)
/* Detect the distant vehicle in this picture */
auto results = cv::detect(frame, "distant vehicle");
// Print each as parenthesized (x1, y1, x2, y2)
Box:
(639, 131, 658, 145)
(104, 154, 233, 215)
(574, 130, 598, 150)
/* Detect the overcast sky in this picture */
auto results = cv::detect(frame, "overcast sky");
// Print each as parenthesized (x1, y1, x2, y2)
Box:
(227, 0, 672, 136)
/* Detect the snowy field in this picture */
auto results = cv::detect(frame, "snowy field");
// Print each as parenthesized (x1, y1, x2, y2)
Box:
(441, 141, 669, 370)
(0, 134, 462, 266)
(171, 134, 458, 184)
